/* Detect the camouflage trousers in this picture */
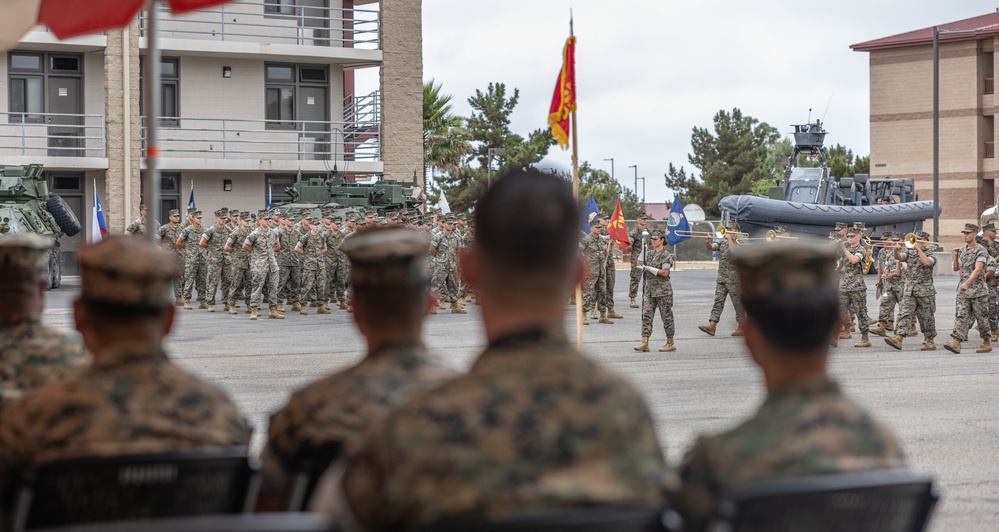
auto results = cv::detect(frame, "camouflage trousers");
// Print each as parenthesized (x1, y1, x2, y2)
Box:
(840, 290, 870, 334)
(641, 291, 674, 338)
(300, 266, 325, 305)
(629, 264, 641, 299)
(250, 261, 280, 309)
(896, 293, 936, 339)
(581, 265, 607, 314)
(988, 287, 999, 332)
(604, 260, 616, 310)
(709, 280, 744, 323)
(325, 258, 346, 303)
(953, 293, 990, 342)
(432, 266, 461, 304)
(279, 265, 301, 304)
(205, 258, 227, 305)
(228, 264, 251, 307)
(878, 286, 902, 324)
(172, 253, 185, 299)
(182, 259, 208, 302)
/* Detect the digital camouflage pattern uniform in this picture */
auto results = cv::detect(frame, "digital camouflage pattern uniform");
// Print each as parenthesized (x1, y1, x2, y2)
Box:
(580, 230, 608, 314)
(201, 221, 229, 307)
(178, 222, 207, 303)
(979, 236, 999, 334)
(878, 244, 903, 325)
(641, 247, 675, 339)
(323, 227, 346, 304)
(335, 328, 668, 529)
(156, 220, 184, 300)
(839, 243, 870, 335)
(0, 318, 87, 416)
(708, 238, 744, 323)
(124, 216, 146, 236)
(430, 229, 462, 304)
(244, 224, 281, 310)
(226, 222, 252, 309)
(952, 241, 990, 342)
(260, 341, 455, 497)
(677, 377, 906, 531)
(629, 224, 647, 300)
(297, 226, 326, 305)
(895, 247, 936, 339)
(275, 225, 298, 305)
(603, 229, 617, 311)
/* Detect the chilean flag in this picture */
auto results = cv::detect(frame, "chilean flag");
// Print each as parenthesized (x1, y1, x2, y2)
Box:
(91, 182, 107, 243)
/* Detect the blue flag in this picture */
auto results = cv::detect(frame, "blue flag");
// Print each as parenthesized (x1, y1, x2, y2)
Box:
(188, 182, 196, 209)
(665, 194, 690, 246)
(581, 194, 598, 234)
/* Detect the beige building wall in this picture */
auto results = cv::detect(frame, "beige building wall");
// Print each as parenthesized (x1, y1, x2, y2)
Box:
(103, 23, 142, 234)
(379, 0, 423, 185)
(181, 172, 266, 214)
(868, 39, 997, 247)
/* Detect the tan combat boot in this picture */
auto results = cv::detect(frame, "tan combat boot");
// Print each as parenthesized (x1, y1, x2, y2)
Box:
(731, 325, 745, 337)
(659, 338, 676, 352)
(630, 297, 638, 308)
(176, 297, 184, 306)
(920, 337, 935, 351)
(438, 300, 446, 310)
(249, 307, 259, 320)
(854, 333, 871, 348)
(607, 308, 624, 319)
(634, 337, 650, 352)
(339, 300, 349, 310)
(347, 304, 353, 313)
(870, 322, 887, 336)
(277, 303, 285, 313)
(310, 301, 319, 307)
(885, 321, 895, 331)
(207, 305, 215, 313)
(291, 302, 303, 312)
(198, 300, 209, 310)
(182, 299, 192, 310)
(317, 303, 331, 315)
(598, 311, 614, 324)
(992, 331, 998, 342)
(698, 321, 717, 337)
(227, 305, 237, 315)
(451, 302, 467, 314)
(838, 326, 852, 340)
(299, 304, 309, 315)
(581, 316, 590, 325)
(907, 324, 917, 336)
(269, 307, 285, 319)
(943, 338, 961, 354)
(885, 334, 903, 350)
(976, 338, 993, 353)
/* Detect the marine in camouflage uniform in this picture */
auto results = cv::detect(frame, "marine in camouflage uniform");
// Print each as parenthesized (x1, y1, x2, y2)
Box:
(579, 219, 611, 324)
(225, 213, 253, 313)
(979, 224, 999, 339)
(885, 232, 938, 351)
(871, 232, 903, 335)
(274, 214, 298, 309)
(634, 230, 675, 352)
(177, 211, 208, 308)
(945, 224, 991, 353)
(601, 220, 623, 319)
(837, 228, 872, 347)
(429, 214, 464, 313)
(323, 218, 347, 308)
(199, 209, 230, 311)
(156, 208, 185, 302)
(628, 214, 650, 307)
(123, 204, 149, 236)
(698, 228, 745, 336)
(295, 216, 327, 314)
(243, 212, 282, 319)
(259, 228, 456, 509)
(676, 241, 907, 532)
(0, 235, 88, 416)
(0, 236, 250, 523)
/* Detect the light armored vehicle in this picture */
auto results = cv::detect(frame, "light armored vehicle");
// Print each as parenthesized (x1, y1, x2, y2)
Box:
(277, 172, 425, 219)
(0, 164, 82, 288)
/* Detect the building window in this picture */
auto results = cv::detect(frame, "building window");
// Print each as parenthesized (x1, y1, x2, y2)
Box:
(8, 52, 82, 124)
(140, 57, 181, 127)
(264, 0, 295, 15)
(264, 63, 328, 130)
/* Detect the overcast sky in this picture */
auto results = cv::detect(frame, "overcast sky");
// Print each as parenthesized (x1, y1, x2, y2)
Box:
(394, 0, 994, 207)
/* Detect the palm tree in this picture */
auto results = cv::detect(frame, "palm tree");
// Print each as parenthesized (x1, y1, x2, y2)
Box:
(423, 80, 470, 196)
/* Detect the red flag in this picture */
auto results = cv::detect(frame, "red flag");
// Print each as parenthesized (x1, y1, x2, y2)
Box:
(607, 200, 631, 250)
(548, 36, 576, 149)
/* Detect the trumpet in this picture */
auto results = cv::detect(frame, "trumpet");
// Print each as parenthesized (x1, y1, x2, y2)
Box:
(737, 229, 799, 243)
(904, 233, 941, 249)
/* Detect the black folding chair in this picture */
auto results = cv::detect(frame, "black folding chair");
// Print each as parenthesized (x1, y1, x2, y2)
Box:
(710, 469, 939, 532)
(286, 443, 342, 512)
(415, 504, 678, 532)
(13, 446, 259, 531)
(29, 513, 338, 532)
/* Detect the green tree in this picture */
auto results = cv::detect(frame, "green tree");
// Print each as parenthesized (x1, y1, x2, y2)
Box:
(665, 108, 780, 216)
(575, 161, 644, 218)
(436, 82, 555, 211)
(423, 80, 470, 198)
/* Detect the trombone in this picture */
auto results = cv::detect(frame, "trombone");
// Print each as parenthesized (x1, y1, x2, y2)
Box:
(674, 226, 748, 239)
(903, 233, 941, 249)
(736, 229, 799, 243)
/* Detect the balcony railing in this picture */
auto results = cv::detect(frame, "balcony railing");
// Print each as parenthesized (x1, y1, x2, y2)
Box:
(0, 112, 106, 157)
(986, 141, 995, 159)
(141, 117, 381, 162)
(139, 1, 380, 50)
(986, 77, 995, 95)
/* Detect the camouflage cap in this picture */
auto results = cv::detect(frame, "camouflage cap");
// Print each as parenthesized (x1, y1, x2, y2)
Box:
(78, 236, 179, 308)
(191, 211, 203, 218)
(0, 233, 53, 272)
(834, 222, 847, 231)
(984, 223, 998, 232)
(726, 220, 740, 231)
(961, 223, 979, 234)
(649, 229, 665, 239)
(187, 207, 198, 214)
(915, 230, 931, 241)
(218, 207, 229, 215)
(852, 222, 866, 231)
(774, 225, 791, 235)
(342, 227, 431, 288)
(138, 204, 147, 211)
(168, 209, 181, 217)
(891, 232, 904, 240)
(734, 240, 838, 303)
(240, 211, 252, 221)
(881, 231, 893, 240)
(456, 213, 467, 221)
(636, 213, 650, 221)
(230, 208, 240, 216)
(847, 227, 862, 237)
(828, 231, 840, 240)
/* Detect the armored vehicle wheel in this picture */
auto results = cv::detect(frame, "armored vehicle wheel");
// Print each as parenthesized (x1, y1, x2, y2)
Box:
(46, 195, 81, 237)
(47, 247, 61, 289)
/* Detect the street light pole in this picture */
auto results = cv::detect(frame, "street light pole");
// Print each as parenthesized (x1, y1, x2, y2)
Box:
(628, 165, 637, 196)
(603, 158, 614, 181)
(638, 176, 646, 203)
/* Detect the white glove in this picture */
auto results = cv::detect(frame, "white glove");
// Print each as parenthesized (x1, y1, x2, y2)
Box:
(643, 265, 660, 275)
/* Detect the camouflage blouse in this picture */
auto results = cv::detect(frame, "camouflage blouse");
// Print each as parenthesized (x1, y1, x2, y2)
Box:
(839, 244, 867, 292)
(642, 247, 674, 298)
(0, 317, 87, 416)
(899, 248, 936, 298)
(957, 243, 989, 298)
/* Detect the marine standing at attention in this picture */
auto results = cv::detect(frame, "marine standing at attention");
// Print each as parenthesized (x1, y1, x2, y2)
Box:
(633, 229, 676, 353)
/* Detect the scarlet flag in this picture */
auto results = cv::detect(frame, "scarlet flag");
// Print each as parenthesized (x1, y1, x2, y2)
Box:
(548, 36, 576, 150)
(607, 200, 631, 251)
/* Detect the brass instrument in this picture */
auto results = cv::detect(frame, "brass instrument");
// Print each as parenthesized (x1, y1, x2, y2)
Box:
(736, 229, 799, 243)
(672, 228, 716, 238)
(903, 233, 941, 249)
(715, 226, 747, 239)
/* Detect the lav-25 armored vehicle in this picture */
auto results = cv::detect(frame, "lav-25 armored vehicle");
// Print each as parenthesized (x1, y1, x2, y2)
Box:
(0, 164, 82, 289)
(278, 172, 425, 218)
